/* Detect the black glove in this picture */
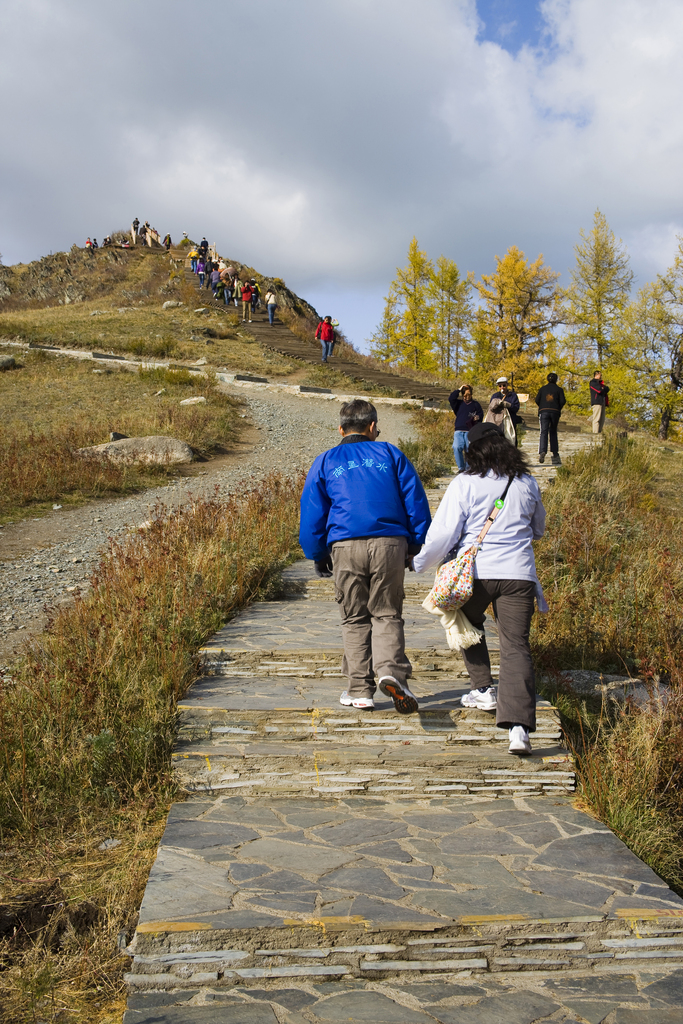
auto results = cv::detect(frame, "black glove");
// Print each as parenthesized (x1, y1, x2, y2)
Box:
(406, 543, 421, 570)
(314, 555, 333, 578)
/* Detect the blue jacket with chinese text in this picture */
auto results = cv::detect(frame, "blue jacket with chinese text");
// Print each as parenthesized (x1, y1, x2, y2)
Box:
(299, 437, 432, 561)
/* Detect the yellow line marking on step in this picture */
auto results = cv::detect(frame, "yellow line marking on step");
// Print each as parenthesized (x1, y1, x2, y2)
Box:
(136, 921, 213, 933)
(457, 914, 528, 924)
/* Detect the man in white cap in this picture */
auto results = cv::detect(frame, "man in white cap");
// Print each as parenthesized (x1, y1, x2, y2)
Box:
(490, 377, 522, 446)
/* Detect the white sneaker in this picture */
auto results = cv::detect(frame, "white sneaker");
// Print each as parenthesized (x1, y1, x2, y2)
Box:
(379, 677, 419, 715)
(461, 686, 497, 710)
(339, 691, 374, 710)
(509, 725, 532, 755)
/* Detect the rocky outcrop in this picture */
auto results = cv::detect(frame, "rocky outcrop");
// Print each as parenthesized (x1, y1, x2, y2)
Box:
(78, 436, 193, 466)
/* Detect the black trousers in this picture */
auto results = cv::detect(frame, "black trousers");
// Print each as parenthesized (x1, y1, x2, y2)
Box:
(459, 579, 537, 731)
(539, 411, 560, 456)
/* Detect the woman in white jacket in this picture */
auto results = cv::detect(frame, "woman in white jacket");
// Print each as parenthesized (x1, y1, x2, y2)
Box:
(412, 422, 546, 755)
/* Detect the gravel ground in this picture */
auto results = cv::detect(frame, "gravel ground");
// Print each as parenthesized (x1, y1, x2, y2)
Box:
(0, 388, 417, 664)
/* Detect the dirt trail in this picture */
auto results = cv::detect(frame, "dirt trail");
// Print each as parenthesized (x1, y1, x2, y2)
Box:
(0, 391, 416, 663)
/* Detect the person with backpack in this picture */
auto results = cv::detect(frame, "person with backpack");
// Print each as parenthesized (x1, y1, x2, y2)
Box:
(189, 247, 199, 273)
(299, 399, 431, 713)
(589, 371, 610, 433)
(199, 237, 209, 257)
(241, 280, 253, 322)
(163, 233, 172, 250)
(196, 256, 206, 287)
(131, 218, 139, 245)
(210, 265, 222, 298)
(315, 315, 336, 362)
(220, 267, 233, 305)
(265, 287, 277, 325)
(250, 279, 260, 314)
(448, 383, 484, 472)
(534, 372, 566, 465)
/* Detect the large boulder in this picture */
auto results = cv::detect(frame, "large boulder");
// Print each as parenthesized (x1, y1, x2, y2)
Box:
(78, 436, 193, 465)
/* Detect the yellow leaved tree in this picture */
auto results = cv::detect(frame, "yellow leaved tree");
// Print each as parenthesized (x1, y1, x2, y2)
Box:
(370, 238, 437, 373)
(470, 245, 563, 394)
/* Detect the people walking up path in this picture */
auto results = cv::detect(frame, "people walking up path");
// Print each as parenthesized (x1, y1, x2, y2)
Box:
(534, 372, 566, 466)
(123, 430, 683, 1023)
(173, 251, 453, 402)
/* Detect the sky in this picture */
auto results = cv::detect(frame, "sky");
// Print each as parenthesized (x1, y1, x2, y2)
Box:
(1, 0, 682, 352)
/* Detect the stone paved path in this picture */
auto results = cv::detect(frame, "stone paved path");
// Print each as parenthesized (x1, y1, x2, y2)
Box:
(124, 439, 683, 1024)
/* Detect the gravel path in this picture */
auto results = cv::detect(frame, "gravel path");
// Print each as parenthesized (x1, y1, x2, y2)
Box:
(0, 389, 416, 664)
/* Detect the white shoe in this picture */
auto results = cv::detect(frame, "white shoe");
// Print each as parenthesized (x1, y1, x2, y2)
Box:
(340, 691, 374, 710)
(461, 686, 497, 710)
(509, 725, 532, 755)
(379, 676, 418, 715)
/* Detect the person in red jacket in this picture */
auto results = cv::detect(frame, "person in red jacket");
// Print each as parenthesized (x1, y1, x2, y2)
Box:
(315, 315, 336, 362)
(241, 281, 253, 323)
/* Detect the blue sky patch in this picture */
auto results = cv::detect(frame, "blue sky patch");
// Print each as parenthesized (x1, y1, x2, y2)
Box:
(476, 0, 545, 53)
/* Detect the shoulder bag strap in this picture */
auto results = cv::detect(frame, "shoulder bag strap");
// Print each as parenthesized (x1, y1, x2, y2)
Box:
(474, 474, 515, 548)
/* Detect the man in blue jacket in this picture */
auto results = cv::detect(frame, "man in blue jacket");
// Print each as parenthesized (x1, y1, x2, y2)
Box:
(299, 399, 431, 714)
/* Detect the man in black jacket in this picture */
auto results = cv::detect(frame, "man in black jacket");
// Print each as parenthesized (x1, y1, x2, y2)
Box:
(534, 372, 566, 465)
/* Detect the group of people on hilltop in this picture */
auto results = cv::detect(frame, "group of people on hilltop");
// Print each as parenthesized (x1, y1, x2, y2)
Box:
(448, 370, 610, 470)
(130, 219, 165, 248)
(84, 219, 172, 252)
(186, 238, 279, 325)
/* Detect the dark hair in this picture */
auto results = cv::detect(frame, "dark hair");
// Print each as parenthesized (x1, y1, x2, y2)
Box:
(547, 372, 558, 383)
(340, 399, 377, 434)
(465, 432, 530, 479)
(593, 370, 601, 377)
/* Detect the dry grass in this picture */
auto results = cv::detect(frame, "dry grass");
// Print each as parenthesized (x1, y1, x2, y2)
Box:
(0, 302, 297, 376)
(0, 247, 298, 377)
(530, 435, 683, 892)
(0, 352, 243, 523)
(398, 408, 455, 485)
(0, 808, 166, 1024)
(0, 472, 304, 1021)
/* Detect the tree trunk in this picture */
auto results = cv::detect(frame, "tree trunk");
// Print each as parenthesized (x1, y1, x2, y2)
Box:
(658, 408, 670, 440)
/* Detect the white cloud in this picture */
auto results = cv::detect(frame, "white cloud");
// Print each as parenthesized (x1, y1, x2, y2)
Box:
(1, 0, 682, 347)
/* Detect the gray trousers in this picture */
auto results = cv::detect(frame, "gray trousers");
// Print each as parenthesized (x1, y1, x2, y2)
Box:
(331, 536, 411, 698)
(459, 579, 537, 731)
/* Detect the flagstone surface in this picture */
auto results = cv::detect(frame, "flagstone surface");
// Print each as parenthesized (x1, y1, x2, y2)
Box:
(125, 448, 683, 1022)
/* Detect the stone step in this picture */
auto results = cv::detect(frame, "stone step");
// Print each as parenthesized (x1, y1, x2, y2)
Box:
(126, 792, 683, 986)
(172, 753, 575, 798)
(126, 921, 683, 989)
